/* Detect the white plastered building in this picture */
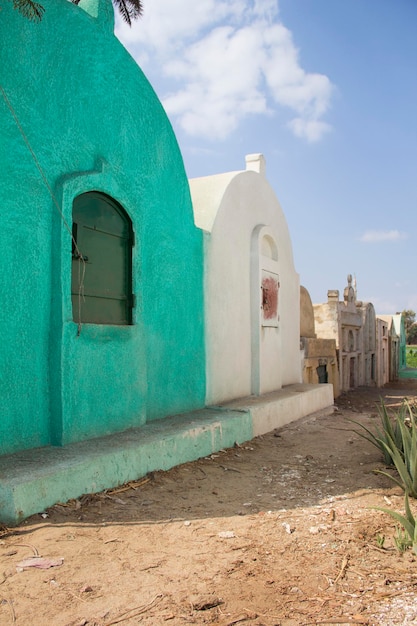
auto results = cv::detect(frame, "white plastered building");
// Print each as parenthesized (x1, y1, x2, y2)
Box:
(190, 154, 301, 406)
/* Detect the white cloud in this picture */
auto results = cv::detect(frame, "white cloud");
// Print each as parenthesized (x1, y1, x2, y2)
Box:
(115, 0, 333, 142)
(359, 230, 408, 243)
(288, 118, 332, 143)
(115, 0, 242, 54)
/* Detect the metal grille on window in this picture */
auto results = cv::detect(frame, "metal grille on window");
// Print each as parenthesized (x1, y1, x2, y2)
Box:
(71, 192, 134, 325)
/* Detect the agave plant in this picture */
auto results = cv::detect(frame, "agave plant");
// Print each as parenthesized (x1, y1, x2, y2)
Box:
(375, 493, 417, 555)
(376, 401, 417, 498)
(348, 398, 406, 465)
(348, 399, 417, 498)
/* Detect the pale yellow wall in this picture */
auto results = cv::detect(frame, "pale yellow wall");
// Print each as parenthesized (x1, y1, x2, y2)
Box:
(300, 286, 316, 338)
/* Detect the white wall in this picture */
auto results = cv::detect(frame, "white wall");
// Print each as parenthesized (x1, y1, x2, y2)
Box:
(191, 154, 301, 406)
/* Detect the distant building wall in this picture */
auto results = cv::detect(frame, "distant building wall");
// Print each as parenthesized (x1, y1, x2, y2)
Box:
(313, 276, 379, 393)
(359, 302, 377, 387)
(301, 286, 338, 397)
(376, 317, 390, 387)
(300, 286, 316, 339)
(378, 314, 404, 381)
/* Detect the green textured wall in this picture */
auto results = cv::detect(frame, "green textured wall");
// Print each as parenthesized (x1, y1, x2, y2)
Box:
(0, 0, 205, 453)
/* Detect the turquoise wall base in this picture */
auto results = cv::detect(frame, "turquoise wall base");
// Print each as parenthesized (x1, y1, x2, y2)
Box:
(0, 408, 252, 526)
(0, 384, 333, 526)
(399, 368, 417, 379)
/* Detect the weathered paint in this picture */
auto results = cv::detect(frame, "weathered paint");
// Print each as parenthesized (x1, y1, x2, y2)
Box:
(0, 383, 333, 525)
(314, 278, 380, 392)
(261, 275, 279, 321)
(0, 0, 205, 454)
(300, 286, 339, 397)
(375, 317, 390, 387)
(0, 406, 253, 524)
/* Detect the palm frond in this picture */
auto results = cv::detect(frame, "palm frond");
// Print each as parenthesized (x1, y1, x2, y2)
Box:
(113, 0, 143, 25)
(13, 0, 45, 21)
(70, 0, 143, 26)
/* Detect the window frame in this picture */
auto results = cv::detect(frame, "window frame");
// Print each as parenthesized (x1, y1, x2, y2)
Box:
(71, 191, 134, 326)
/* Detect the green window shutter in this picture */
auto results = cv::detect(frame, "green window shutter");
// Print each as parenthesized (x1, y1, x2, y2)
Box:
(71, 192, 133, 325)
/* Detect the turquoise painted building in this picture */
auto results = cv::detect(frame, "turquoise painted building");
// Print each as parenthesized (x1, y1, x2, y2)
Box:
(393, 313, 408, 376)
(0, 0, 206, 455)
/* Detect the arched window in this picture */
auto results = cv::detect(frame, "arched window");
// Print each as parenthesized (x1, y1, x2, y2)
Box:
(71, 192, 134, 325)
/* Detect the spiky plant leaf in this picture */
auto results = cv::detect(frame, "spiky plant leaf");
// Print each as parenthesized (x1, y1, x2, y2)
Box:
(346, 418, 395, 465)
(347, 399, 417, 495)
(404, 492, 416, 527)
(346, 398, 407, 466)
(375, 494, 417, 554)
(376, 435, 417, 497)
(376, 508, 414, 539)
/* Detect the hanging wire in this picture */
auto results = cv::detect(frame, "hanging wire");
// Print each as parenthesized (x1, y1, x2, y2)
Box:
(0, 84, 86, 333)
(77, 252, 86, 336)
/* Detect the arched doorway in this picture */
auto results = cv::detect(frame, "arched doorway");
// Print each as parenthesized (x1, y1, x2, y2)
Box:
(251, 225, 281, 395)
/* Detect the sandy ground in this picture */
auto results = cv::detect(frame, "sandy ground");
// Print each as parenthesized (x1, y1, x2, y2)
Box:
(1, 380, 417, 626)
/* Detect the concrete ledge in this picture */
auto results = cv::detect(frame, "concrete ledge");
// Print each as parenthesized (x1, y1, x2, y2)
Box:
(399, 368, 417, 379)
(0, 384, 333, 526)
(0, 408, 252, 526)
(223, 383, 334, 436)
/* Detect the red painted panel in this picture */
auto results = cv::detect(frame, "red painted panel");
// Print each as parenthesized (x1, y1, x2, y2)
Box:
(262, 274, 279, 321)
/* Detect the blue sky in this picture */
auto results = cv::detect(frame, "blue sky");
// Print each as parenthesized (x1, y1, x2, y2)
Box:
(116, 0, 417, 314)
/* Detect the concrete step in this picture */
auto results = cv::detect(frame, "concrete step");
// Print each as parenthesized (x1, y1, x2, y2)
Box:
(0, 383, 333, 525)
